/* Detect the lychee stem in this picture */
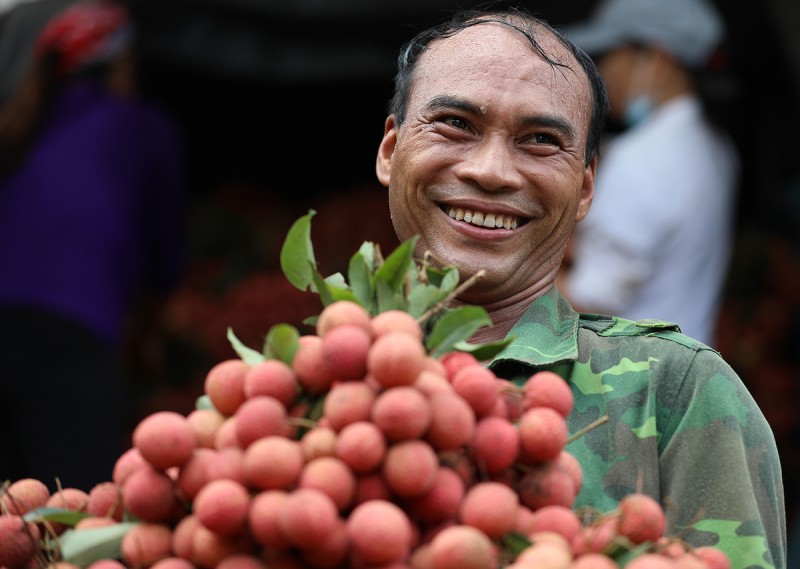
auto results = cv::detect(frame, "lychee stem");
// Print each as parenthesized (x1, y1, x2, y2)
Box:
(287, 417, 319, 430)
(566, 415, 609, 444)
(416, 269, 487, 327)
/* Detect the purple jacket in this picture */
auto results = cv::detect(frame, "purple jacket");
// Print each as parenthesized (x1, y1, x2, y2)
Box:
(0, 80, 187, 346)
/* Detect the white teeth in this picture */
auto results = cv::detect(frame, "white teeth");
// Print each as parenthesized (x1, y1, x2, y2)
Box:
(447, 207, 521, 230)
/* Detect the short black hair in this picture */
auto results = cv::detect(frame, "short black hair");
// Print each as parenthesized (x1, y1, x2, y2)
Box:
(388, 6, 609, 166)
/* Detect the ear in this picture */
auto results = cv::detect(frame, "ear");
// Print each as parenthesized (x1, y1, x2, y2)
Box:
(376, 115, 398, 188)
(575, 156, 596, 222)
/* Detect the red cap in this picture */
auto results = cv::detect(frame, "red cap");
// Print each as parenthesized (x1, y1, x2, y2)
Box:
(35, 1, 130, 77)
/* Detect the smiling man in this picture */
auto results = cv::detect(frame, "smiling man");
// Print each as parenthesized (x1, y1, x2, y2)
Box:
(375, 7, 785, 569)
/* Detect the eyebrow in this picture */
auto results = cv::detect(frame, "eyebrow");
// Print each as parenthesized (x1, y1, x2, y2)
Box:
(521, 115, 576, 144)
(423, 94, 577, 143)
(423, 94, 482, 115)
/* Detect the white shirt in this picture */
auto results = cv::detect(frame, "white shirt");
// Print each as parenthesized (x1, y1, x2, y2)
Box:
(565, 95, 739, 346)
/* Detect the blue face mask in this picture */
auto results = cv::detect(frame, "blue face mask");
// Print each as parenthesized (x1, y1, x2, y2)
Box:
(623, 94, 654, 128)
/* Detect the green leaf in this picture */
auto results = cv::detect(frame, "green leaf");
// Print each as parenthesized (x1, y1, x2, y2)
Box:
(227, 327, 265, 365)
(195, 394, 216, 411)
(452, 338, 513, 361)
(411, 265, 459, 312)
(324, 272, 347, 288)
(348, 252, 373, 309)
(264, 324, 300, 365)
(280, 210, 317, 291)
(610, 542, 652, 564)
(24, 507, 90, 525)
(322, 273, 362, 305)
(376, 279, 408, 313)
(427, 306, 493, 358)
(329, 286, 361, 304)
(58, 522, 139, 568)
(375, 236, 417, 292)
(357, 241, 377, 272)
(310, 263, 334, 307)
(407, 283, 440, 318)
(501, 532, 532, 557)
(425, 265, 460, 292)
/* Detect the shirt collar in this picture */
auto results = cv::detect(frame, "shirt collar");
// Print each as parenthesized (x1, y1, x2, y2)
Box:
(488, 285, 580, 368)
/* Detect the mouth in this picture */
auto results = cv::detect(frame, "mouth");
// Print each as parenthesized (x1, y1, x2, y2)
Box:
(442, 205, 526, 230)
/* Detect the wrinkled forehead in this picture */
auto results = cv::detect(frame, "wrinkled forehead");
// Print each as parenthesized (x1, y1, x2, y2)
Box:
(412, 21, 592, 116)
(436, 19, 574, 64)
(421, 22, 585, 84)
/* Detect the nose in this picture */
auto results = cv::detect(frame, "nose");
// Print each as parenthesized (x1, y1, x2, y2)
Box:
(453, 134, 525, 192)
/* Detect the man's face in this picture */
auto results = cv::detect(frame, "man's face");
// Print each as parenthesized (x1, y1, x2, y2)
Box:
(376, 23, 596, 305)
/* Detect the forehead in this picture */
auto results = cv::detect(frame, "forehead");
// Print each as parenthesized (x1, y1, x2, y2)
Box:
(410, 22, 591, 124)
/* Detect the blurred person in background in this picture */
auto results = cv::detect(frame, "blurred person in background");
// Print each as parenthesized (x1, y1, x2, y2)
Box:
(0, 0, 187, 490)
(0, 0, 77, 105)
(557, 0, 740, 347)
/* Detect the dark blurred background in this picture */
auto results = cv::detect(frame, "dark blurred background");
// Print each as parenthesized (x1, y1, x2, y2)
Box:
(2, 0, 800, 558)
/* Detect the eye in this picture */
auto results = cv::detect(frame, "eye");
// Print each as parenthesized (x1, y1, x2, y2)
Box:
(519, 131, 563, 157)
(531, 132, 558, 145)
(439, 116, 470, 131)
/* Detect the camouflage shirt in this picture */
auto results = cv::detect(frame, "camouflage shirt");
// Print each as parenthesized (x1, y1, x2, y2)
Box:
(488, 286, 786, 569)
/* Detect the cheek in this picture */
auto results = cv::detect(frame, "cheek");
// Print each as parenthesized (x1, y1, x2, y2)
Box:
(387, 188, 411, 239)
(387, 170, 422, 243)
(387, 147, 429, 209)
(534, 168, 584, 209)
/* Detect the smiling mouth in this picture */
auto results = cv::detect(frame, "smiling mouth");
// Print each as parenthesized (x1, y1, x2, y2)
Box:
(444, 206, 524, 230)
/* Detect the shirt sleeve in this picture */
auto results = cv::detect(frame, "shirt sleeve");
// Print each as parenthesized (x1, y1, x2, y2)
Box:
(658, 348, 786, 569)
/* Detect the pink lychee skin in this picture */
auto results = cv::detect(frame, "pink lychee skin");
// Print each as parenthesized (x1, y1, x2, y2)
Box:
(517, 406, 568, 463)
(243, 359, 299, 407)
(321, 324, 372, 381)
(133, 411, 196, 470)
(693, 546, 733, 569)
(193, 479, 250, 536)
(1, 478, 50, 516)
(0, 515, 41, 569)
(346, 500, 414, 566)
(370, 386, 432, 441)
(292, 335, 335, 394)
(616, 493, 667, 545)
(122, 466, 178, 522)
(450, 366, 500, 418)
(234, 395, 290, 448)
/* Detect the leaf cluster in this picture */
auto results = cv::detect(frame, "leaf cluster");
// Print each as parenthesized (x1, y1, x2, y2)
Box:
(255, 209, 511, 362)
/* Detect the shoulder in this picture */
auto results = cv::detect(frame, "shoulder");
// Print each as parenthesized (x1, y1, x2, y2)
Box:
(574, 313, 732, 378)
(573, 313, 764, 432)
(578, 312, 704, 347)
